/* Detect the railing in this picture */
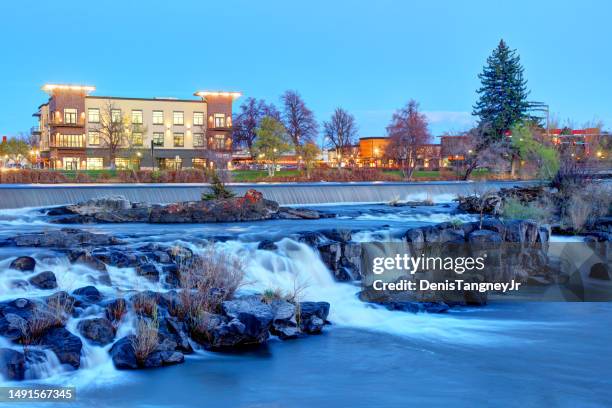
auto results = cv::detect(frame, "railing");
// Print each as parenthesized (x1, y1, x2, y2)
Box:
(48, 118, 86, 127)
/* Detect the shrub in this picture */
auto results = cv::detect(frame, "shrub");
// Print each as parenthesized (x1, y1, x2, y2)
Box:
(501, 197, 551, 223)
(131, 313, 159, 364)
(176, 246, 244, 330)
(202, 172, 235, 201)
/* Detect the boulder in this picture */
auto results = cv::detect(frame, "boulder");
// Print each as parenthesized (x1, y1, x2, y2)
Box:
(72, 286, 103, 308)
(159, 317, 193, 354)
(77, 318, 115, 346)
(589, 263, 610, 280)
(10, 228, 123, 248)
(109, 336, 138, 369)
(468, 229, 503, 245)
(277, 208, 320, 220)
(9, 256, 36, 272)
(68, 250, 107, 272)
(269, 300, 300, 340)
(0, 313, 29, 341)
(104, 298, 127, 323)
(136, 263, 160, 282)
(28, 271, 57, 290)
(220, 297, 273, 346)
(0, 348, 25, 381)
(39, 327, 82, 369)
(257, 240, 278, 251)
(299, 302, 330, 334)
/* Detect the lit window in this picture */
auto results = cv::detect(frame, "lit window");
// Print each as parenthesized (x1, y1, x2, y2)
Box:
(152, 110, 164, 125)
(88, 131, 100, 146)
(86, 157, 104, 170)
(55, 134, 85, 148)
(192, 158, 207, 169)
(173, 111, 184, 125)
(114, 158, 130, 169)
(214, 114, 225, 128)
(132, 132, 143, 146)
(131, 110, 143, 124)
(174, 132, 184, 147)
(214, 134, 225, 150)
(88, 108, 100, 123)
(111, 109, 122, 123)
(193, 112, 204, 126)
(193, 133, 205, 147)
(64, 108, 77, 124)
(153, 132, 164, 147)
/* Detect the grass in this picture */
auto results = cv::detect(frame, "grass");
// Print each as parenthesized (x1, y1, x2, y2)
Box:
(59, 169, 117, 181)
(231, 170, 301, 182)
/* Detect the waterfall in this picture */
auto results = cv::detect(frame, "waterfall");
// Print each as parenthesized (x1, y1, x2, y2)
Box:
(0, 181, 536, 209)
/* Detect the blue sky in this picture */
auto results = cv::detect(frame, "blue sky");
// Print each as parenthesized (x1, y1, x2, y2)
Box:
(1, 0, 610, 142)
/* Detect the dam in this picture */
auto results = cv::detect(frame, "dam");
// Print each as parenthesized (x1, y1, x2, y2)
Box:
(0, 180, 536, 209)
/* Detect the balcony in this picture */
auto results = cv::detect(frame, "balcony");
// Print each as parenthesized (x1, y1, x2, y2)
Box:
(49, 118, 86, 127)
(31, 126, 41, 135)
(49, 135, 86, 149)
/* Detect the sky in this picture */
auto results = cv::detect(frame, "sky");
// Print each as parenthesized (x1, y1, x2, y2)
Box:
(1, 0, 611, 142)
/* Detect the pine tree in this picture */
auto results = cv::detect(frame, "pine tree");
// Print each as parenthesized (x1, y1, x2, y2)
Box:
(473, 40, 531, 143)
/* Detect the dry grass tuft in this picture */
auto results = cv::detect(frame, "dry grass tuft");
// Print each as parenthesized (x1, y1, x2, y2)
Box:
(131, 309, 159, 364)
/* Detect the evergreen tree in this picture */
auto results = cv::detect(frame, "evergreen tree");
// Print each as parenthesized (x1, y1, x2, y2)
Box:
(473, 40, 531, 143)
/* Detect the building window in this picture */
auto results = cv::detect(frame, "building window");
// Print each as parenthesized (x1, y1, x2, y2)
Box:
(64, 108, 77, 125)
(56, 134, 85, 148)
(157, 158, 182, 170)
(131, 110, 143, 124)
(174, 132, 184, 147)
(114, 158, 140, 170)
(173, 111, 184, 126)
(88, 131, 100, 146)
(214, 114, 225, 128)
(62, 157, 80, 170)
(192, 158, 208, 169)
(86, 157, 104, 170)
(214, 134, 225, 150)
(132, 132, 143, 146)
(111, 109, 122, 123)
(153, 132, 164, 147)
(193, 112, 204, 126)
(152, 110, 164, 125)
(193, 133, 205, 148)
(88, 108, 100, 123)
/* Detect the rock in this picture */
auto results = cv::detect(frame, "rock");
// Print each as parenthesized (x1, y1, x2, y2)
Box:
(269, 300, 300, 340)
(0, 314, 28, 341)
(9, 256, 36, 271)
(0, 348, 25, 381)
(77, 318, 115, 346)
(72, 286, 103, 305)
(257, 240, 278, 251)
(404, 229, 425, 248)
(109, 336, 138, 369)
(277, 207, 320, 220)
(159, 317, 193, 354)
(9, 228, 123, 248)
(320, 229, 352, 243)
(68, 250, 107, 272)
(589, 263, 611, 280)
(151, 251, 171, 263)
(39, 327, 82, 369)
(137, 263, 160, 282)
(220, 297, 273, 346)
(28, 271, 57, 290)
(104, 298, 127, 323)
(299, 302, 330, 334)
(10, 279, 29, 290)
(468, 229, 503, 245)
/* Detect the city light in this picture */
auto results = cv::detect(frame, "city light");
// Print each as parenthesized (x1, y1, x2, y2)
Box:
(42, 84, 95, 93)
(194, 91, 242, 99)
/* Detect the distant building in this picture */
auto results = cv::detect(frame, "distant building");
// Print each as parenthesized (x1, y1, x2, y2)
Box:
(356, 136, 441, 169)
(34, 84, 240, 170)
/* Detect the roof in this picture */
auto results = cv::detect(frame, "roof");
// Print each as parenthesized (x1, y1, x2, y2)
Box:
(86, 95, 205, 103)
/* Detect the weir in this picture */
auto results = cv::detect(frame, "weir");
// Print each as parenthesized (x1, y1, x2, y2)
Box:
(0, 180, 536, 209)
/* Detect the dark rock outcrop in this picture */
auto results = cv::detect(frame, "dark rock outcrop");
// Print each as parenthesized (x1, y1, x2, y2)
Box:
(299, 301, 330, 334)
(28, 271, 58, 290)
(0, 348, 25, 380)
(39, 327, 82, 369)
(77, 318, 115, 346)
(10, 256, 36, 271)
(7, 228, 123, 248)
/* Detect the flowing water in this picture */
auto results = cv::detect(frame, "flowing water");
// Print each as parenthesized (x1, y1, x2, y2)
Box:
(0, 191, 610, 407)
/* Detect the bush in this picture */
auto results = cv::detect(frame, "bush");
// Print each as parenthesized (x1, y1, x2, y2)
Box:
(131, 314, 159, 364)
(501, 197, 551, 223)
(202, 172, 235, 201)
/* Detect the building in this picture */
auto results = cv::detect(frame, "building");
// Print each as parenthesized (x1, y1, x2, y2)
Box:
(356, 136, 441, 169)
(440, 135, 472, 168)
(34, 84, 240, 170)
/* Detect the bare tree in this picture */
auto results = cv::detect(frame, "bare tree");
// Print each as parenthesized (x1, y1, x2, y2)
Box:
(323, 108, 358, 168)
(281, 90, 318, 147)
(385, 100, 431, 179)
(95, 100, 128, 169)
(232, 97, 279, 157)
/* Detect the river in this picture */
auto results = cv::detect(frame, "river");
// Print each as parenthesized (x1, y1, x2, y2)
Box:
(0, 188, 610, 407)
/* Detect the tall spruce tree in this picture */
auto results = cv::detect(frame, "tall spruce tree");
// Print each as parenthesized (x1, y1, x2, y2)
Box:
(473, 40, 530, 143)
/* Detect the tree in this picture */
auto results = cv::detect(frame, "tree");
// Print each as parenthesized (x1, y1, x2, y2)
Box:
(280, 90, 318, 147)
(94, 100, 129, 169)
(232, 97, 279, 156)
(323, 108, 358, 168)
(473, 39, 531, 143)
(454, 124, 506, 180)
(297, 142, 320, 179)
(0, 137, 30, 164)
(385, 100, 431, 180)
(511, 122, 559, 180)
(253, 117, 292, 176)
